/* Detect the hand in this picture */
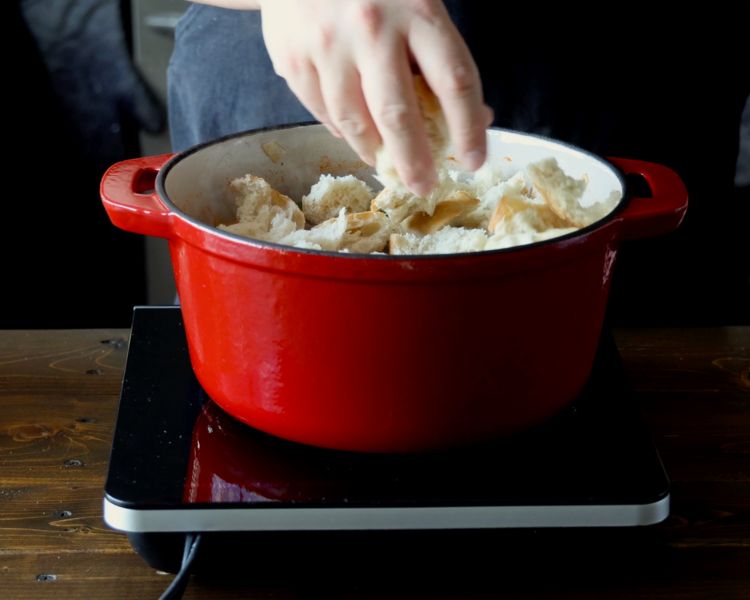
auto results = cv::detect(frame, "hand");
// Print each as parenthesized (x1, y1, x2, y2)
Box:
(258, 0, 492, 196)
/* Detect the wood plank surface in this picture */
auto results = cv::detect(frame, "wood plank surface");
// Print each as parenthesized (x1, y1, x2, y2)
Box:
(1, 327, 748, 599)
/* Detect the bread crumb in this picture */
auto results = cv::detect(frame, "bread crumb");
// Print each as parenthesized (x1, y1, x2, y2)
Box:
(261, 140, 286, 164)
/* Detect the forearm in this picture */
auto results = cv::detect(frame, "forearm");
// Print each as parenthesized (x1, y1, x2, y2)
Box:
(189, 1, 261, 10)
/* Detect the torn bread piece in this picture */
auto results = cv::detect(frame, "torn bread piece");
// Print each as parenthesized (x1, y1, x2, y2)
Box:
(493, 203, 572, 238)
(340, 210, 391, 253)
(221, 210, 301, 242)
(486, 227, 579, 251)
(302, 174, 373, 225)
(371, 187, 429, 224)
(401, 191, 480, 236)
(231, 175, 304, 227)
(586, 190, 622, 223)
(413, 74, 449, 163)
(371, 176, 472, 224)
(528, 158, 620, 227)
(469, 159, 518, 197)
(283, 238, 324, 251)
(526, 158, 594, 227)
(488, 192, 571, 234)
(219, 174, 304, 241)
(280, 209, 348, 251)
(488, 195, 533, 233)
(454, 171, 536, 230)
(477, 172, 531, 232)
(281, 209, 390, 254)
(375, 74, 449, 191)
(389, 227, 488, 255)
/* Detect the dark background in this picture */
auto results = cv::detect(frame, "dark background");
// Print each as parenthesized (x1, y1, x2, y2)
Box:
(5, 1, 749, 329)
(452, 6, 750, 327)
(6, 0, 162, 329)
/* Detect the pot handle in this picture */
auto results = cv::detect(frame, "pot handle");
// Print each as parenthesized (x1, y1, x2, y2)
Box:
(608, 157, 688, 240)
(100, 154, 175, 239)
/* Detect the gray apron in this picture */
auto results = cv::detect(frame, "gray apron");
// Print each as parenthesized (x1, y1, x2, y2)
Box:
(168, 5, 312, 152)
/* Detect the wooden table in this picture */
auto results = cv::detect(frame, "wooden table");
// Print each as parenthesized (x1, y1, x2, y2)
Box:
(1, 327, 748, 599)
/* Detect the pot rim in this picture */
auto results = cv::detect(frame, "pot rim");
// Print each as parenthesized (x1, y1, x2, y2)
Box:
(155, 122, 628, 261)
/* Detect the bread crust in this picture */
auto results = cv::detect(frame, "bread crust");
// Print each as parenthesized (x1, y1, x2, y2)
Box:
(401, 192, 480, 235)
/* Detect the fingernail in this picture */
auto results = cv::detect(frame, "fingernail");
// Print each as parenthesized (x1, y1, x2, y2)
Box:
(484, 105, 495, 126)
(463, 150, 485, 170)
(410, 177, 436, 197)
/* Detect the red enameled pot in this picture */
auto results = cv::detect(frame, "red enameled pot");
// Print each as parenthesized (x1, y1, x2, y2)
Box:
(101, 124, 687, 452)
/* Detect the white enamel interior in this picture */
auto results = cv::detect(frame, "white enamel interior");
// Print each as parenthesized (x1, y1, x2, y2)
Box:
(163, 124, 623, 228)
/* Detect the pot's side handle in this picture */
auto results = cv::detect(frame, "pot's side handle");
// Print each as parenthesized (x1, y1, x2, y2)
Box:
(608, 157, 688, 240)
(100, 154, 175, 239)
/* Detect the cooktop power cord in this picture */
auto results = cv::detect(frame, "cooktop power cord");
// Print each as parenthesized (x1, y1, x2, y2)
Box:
(159, 533, 202, 600)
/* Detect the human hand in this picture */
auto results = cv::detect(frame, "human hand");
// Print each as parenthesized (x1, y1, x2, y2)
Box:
(258, 0, 492, 196)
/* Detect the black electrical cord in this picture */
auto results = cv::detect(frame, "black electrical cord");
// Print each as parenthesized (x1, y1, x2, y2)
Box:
(159, 533, 202, 600)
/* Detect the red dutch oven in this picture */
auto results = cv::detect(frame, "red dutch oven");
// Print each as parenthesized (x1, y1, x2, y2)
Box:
(101, 124, 687, 453)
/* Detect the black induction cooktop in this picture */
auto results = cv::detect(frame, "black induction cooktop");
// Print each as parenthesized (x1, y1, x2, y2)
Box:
(104, 306, 669, 541)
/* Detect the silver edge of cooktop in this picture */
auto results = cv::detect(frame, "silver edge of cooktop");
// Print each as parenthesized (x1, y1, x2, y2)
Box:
(104, 495, 669, 533)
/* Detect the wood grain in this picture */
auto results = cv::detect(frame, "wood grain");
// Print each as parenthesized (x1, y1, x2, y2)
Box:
(0, 330, 132, 560)
(1, 327, 748, 599)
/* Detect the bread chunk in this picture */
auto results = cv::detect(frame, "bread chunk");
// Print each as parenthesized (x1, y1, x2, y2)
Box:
(401, 192, 480, 236)
(302, 174, 373, 225)
(219, 174, 304, 241)
(389, 227, 488, 255)
(281, 209, 390, 254)
(374, 74, 449, 192)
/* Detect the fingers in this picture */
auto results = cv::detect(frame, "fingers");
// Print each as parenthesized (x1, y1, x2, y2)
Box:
(261, 0, 488, 196)
(359, 41, 437, 196)
(408, 9, 488, 170)
(282, 58, 341, 138)
(483, 104, 495, 128)
(317, 63, 381, 166)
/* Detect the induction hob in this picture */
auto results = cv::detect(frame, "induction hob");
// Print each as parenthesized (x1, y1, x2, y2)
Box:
(104, 307, 669, 536)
